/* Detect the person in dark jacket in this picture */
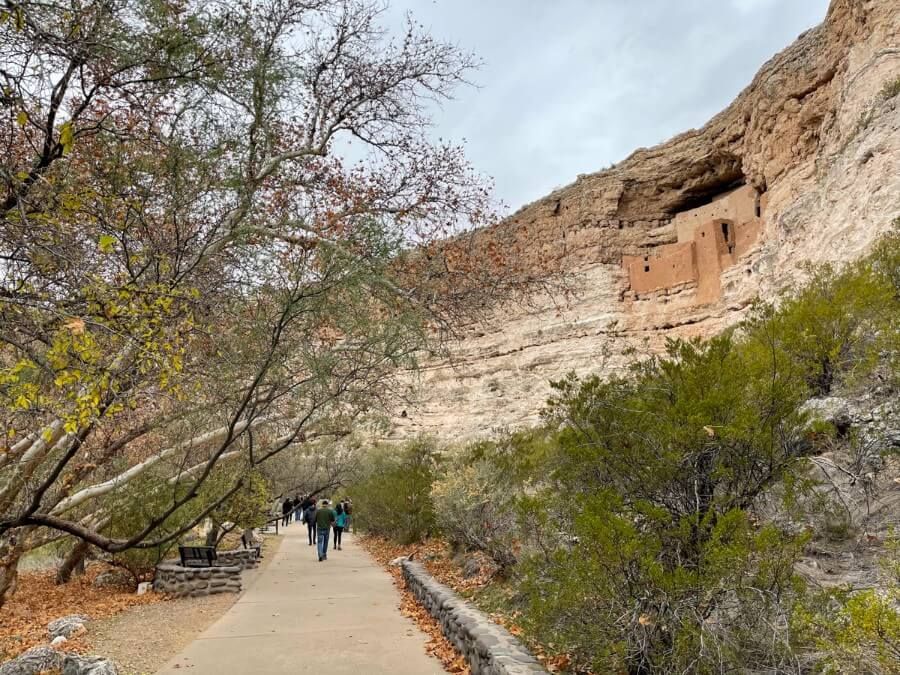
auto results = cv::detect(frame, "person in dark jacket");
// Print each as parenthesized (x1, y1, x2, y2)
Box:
(302, 500, 317, 546)
(281, 497, 293, 527)
(343, 498, 353, 532)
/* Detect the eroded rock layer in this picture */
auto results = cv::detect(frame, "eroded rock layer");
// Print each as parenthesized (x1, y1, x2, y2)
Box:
(395, 0, 900, 441)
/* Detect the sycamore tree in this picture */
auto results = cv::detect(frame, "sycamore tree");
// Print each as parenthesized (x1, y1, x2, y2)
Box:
(0, 0, 550, 606)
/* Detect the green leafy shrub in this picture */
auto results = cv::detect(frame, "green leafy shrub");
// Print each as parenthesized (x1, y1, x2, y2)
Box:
(205, 468, 273, 545)
(346, 438, 439, 544)
(512, 233, 900, 672)
(518, 334, 812, 672)
(101, 460, 271, 580)
(102, 471, 210, 582)
(741, 253, 896, 397)
(431, 440, 523, 573)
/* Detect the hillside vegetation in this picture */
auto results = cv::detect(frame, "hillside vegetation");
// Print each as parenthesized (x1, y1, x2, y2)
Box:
(349, 230, 900, 674)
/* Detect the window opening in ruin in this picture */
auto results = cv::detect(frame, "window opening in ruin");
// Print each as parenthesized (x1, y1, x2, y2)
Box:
(644, 265, 650, 273)
(755, 201, 761, 218)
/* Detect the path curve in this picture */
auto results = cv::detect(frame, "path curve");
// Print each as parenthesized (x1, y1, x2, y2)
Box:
(156, 525, 445, 674)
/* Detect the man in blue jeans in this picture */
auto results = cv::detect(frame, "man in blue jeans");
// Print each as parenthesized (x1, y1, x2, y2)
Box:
(315, 499, 336, 561)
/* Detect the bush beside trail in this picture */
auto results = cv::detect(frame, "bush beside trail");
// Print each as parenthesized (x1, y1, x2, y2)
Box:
(347, 231, 900, 674)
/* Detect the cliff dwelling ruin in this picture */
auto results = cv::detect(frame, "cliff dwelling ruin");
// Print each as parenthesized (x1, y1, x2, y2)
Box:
(622, 184, 765, 303)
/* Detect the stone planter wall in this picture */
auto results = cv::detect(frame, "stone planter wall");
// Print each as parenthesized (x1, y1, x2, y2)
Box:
(401, 560, 547, 675)
(153, 563, 242, 597)
(216, 549, 259, 570)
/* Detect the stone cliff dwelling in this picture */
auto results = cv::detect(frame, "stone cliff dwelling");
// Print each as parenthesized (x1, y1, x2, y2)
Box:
(622, 184, 765, 303)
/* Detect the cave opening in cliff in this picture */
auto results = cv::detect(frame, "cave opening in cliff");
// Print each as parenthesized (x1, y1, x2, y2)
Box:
(667, 160, 746, 215)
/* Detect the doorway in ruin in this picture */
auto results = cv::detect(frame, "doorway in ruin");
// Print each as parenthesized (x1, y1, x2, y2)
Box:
(721, 220, 735, 255)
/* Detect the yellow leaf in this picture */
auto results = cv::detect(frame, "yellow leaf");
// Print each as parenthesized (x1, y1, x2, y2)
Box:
(59, 121, 74, 154)
(98, 234, 115, 253)
(16, 110, 27, 127)
(703, 425, 716, 437)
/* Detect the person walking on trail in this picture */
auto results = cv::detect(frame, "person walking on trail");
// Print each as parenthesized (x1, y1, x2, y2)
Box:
(281, 497, 293, 527)
(292, 495, 302, 523)
(302, 500, 317, 546)
(343, 498, 353, 532)
(315, 499, 336, 561)
(333, 502, 347, 551)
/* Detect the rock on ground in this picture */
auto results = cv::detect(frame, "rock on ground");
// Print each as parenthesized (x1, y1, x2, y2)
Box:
(63, 654, 119, 675)
(48, 614, 89, 639)
(92, 571, 132, 589)
(0, 646, 63, 675)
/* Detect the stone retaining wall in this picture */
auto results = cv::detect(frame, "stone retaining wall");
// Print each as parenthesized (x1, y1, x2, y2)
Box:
(401, 561, 547, 675)
(153, 563, 242, 597)
(216, 548, 259, 570)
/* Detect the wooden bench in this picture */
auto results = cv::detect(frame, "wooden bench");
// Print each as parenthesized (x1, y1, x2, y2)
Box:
(178, 545, 217, 568)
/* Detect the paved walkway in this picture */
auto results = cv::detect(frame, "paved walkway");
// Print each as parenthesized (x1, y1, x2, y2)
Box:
(156, 525, 445, 674)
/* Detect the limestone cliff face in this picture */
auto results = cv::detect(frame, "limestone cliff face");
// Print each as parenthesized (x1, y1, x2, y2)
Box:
(394, 0, 900, 441)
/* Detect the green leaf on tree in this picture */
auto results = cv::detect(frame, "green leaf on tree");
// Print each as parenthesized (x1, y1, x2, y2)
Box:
(98, 235, 116, 253)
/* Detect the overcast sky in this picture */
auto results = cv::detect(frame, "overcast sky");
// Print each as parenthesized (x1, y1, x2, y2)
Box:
(380, 0, 831, 211)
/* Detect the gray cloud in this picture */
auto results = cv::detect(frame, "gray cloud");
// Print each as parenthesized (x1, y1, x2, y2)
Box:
(382, 0, 830, 210)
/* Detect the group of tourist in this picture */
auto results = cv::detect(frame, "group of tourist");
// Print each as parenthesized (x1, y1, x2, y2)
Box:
(280, 495, 353, 562)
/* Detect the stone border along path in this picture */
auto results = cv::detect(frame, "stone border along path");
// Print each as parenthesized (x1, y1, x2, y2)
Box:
(402, 561, 549, 675)
(155, 524, 446, 675)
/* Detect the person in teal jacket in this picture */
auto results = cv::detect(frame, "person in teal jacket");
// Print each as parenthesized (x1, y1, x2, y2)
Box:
(333, 502, 348, 551)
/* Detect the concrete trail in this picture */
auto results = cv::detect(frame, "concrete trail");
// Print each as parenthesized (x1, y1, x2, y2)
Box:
(156, 524, 445, 674)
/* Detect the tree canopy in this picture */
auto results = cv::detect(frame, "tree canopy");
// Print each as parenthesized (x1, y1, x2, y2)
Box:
(0, 0, 550, 605)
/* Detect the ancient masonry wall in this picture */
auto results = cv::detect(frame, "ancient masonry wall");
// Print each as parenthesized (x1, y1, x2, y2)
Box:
(622, 184, 764, 301)
(672, 184, 760, 242)
(401, 560, 548, 675)
(624, 241, 696, 294)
